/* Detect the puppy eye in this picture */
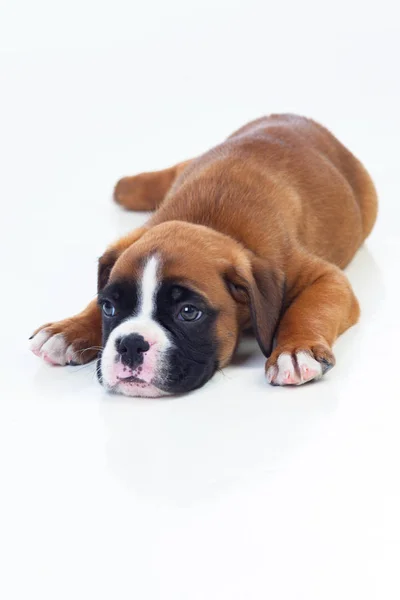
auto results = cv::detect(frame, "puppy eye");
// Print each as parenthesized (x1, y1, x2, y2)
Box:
(178, 304, 203, 322)
(102, 300, 116, 317)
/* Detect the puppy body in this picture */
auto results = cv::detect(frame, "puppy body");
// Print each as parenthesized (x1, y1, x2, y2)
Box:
(151, 114, 376, 268)
(30, 114, 377, 394)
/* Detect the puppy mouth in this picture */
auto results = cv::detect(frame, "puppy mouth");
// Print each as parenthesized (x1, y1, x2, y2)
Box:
(112, 373, 168, 398)
(117, 375, 148, 385)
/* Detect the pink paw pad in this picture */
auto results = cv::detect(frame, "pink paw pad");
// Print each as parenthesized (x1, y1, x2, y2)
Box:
(267, 351, 324, 387)
(300, 364, 317, 380)
(42, 352, 58, 366)
(283, 370, 297, 384)
(30, 331, 69, 366)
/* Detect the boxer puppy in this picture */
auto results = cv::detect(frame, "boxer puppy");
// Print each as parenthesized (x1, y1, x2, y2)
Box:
(30, 114, 377, 396)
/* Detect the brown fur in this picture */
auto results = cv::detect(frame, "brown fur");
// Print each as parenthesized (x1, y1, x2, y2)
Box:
(34, 114, 377, 381)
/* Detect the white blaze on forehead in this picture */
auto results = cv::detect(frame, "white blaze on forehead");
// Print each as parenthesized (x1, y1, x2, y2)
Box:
(138, 255, 159, 318)
(100, 253, 172, 397)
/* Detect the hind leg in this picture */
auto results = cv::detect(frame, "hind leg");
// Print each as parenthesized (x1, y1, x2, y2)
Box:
(114, 160, 191, 211)
(358, 170, 378, 241)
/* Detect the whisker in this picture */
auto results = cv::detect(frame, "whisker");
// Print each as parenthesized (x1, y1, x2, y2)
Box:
(75, 346, 103, 354)
(73, 346, 103, 360)
(67, 346, 103, 375)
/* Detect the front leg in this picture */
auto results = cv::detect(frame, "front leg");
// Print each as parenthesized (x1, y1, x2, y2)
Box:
(266, 258, 360, 386)
(30, 227, 147, 366)
(30, 299, 102, 365)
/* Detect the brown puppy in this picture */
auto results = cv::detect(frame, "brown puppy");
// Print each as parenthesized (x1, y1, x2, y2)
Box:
(30, 114, 377, 396)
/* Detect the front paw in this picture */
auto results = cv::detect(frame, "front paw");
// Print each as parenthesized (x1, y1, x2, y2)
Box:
(29, 320, 100, 366)
(266, 344, 335, 386)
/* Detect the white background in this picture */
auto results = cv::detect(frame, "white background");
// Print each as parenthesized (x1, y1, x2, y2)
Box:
(1, 1, 399, 598)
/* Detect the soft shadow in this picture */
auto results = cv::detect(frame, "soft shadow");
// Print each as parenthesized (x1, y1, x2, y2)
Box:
(99, 377, 338, 508)
(345, 243, 385, 319)
(230, 335, 260, 366)
(31, 360, 99, 398)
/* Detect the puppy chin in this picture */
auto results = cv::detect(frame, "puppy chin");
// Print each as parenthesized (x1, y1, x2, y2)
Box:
(97, 349, 171, 399)
(105, 380, 170, 398)
(98, 358, 170, 398)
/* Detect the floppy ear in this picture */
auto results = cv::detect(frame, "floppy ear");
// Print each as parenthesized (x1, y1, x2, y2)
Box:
(98, 250, 119, 292)
(225, 255, 285, 357)
(97, 227, 147, 291)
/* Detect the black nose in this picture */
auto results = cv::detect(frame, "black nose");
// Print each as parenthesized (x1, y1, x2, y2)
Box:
(116, 334, 150, 368)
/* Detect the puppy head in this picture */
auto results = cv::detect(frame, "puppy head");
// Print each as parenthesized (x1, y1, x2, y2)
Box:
(97, 221, 284, 397)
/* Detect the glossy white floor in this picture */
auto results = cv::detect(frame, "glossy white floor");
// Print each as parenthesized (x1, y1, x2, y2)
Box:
(1, 2, 399, 598)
